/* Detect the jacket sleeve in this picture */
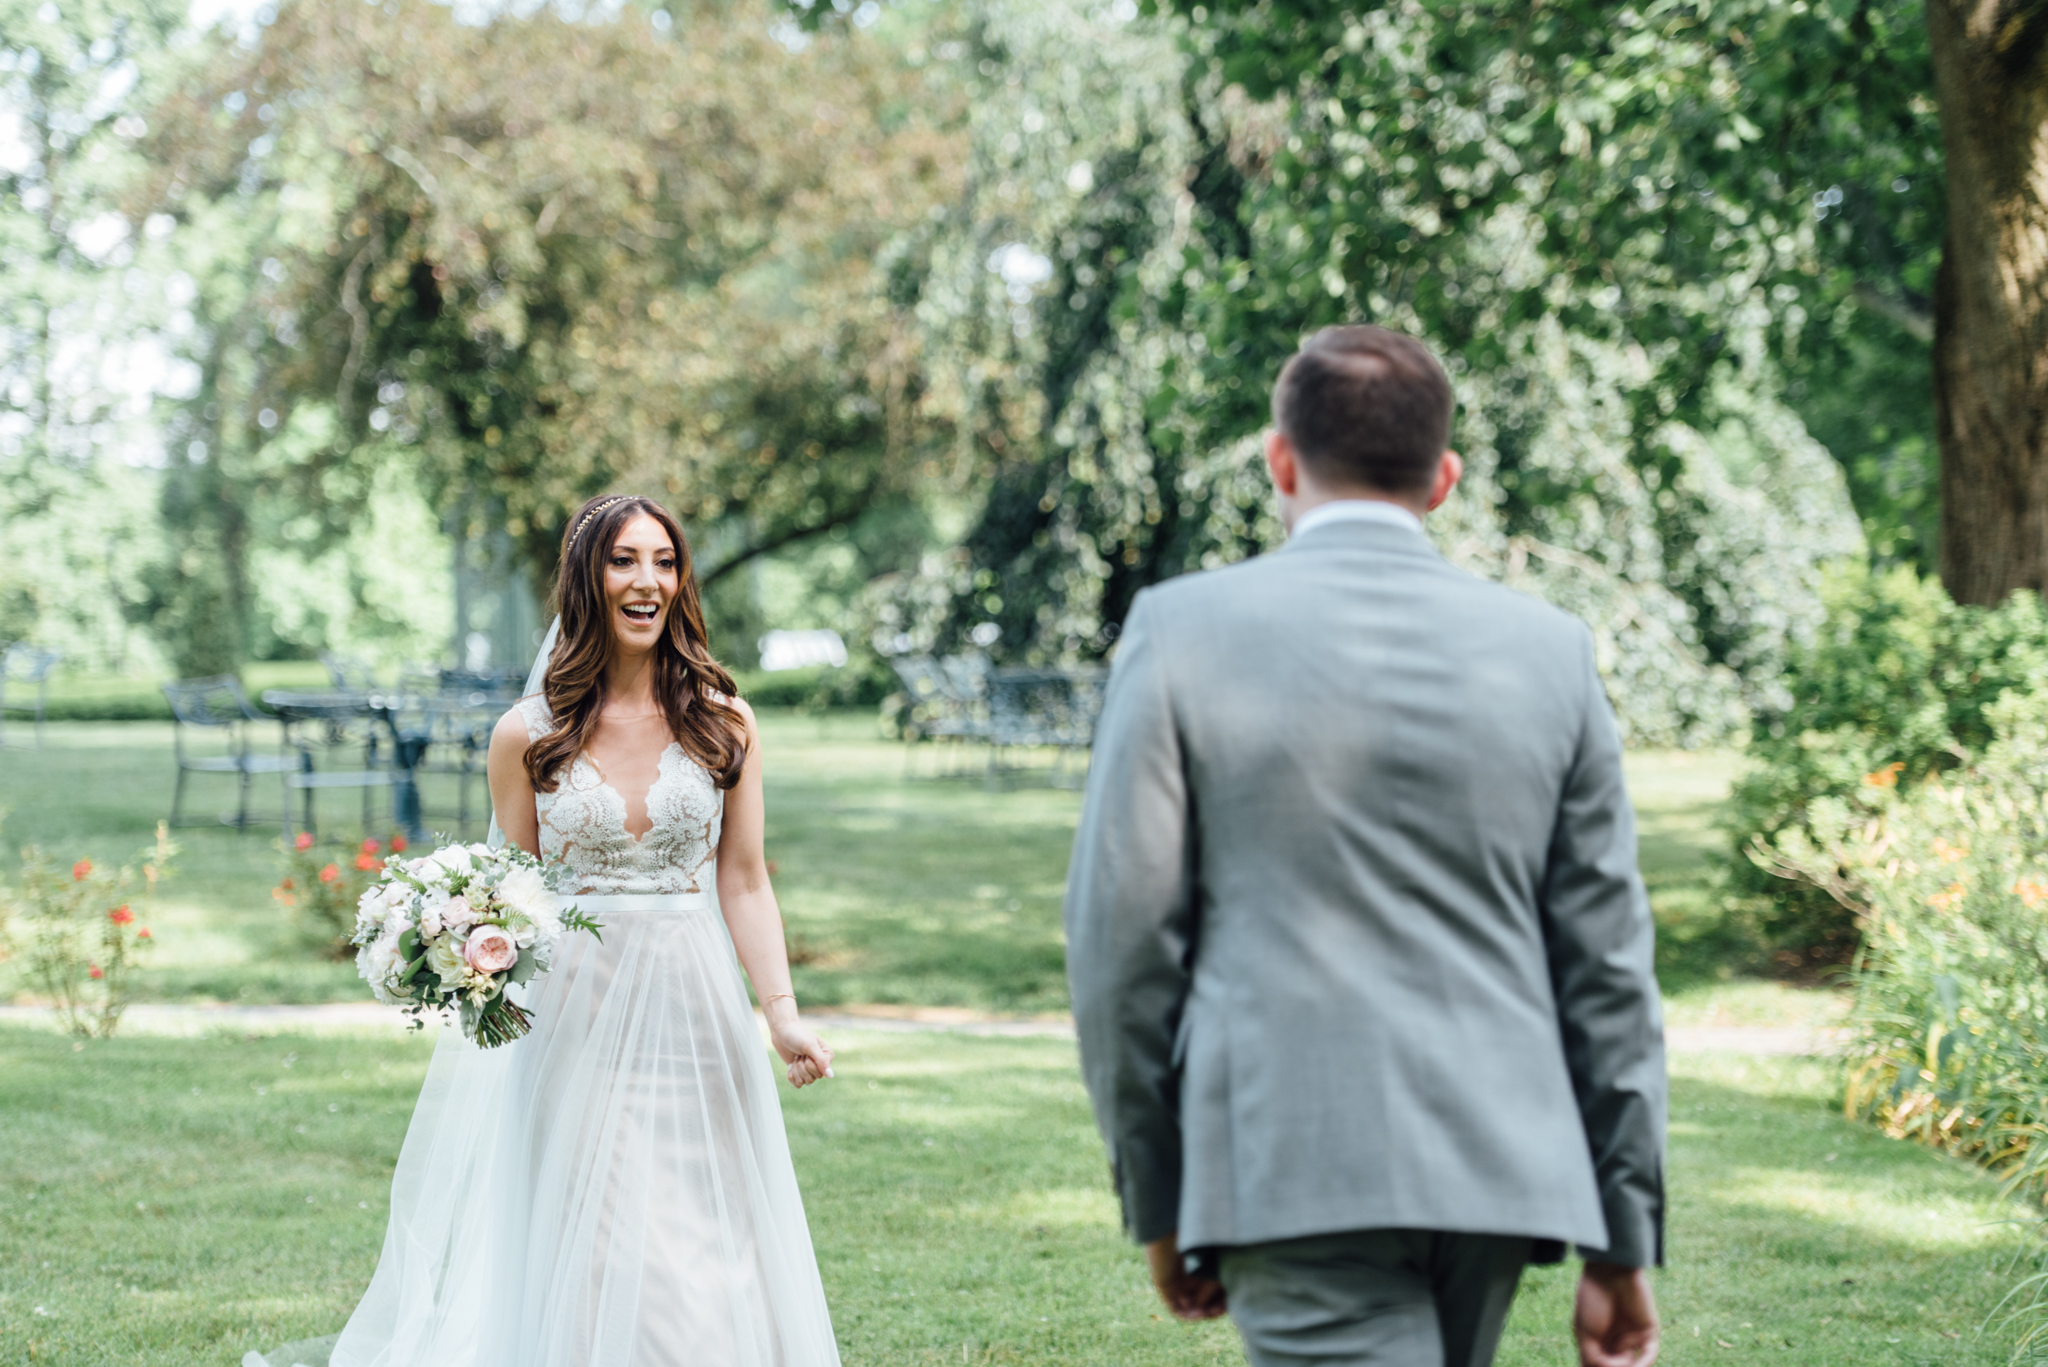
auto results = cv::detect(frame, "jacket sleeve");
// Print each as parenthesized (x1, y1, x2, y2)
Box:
(1540, 626, 1668, 1267)
(1063, 591, 1197, 1245)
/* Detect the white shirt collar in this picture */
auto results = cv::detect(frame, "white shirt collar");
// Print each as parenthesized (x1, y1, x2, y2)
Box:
(1289, 498, 1425, 541)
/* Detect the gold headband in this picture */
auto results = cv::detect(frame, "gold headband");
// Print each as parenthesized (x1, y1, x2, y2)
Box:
(567, 496, 633, 552)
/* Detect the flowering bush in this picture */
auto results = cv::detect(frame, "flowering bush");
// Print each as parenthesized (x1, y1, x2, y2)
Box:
(274, 830, 408, 959)
(1729, 564, 2048, 966)
(351, 840, 601, 1048)
(2, 823, 175, 1038)
(1759, 688, 2048, 1205)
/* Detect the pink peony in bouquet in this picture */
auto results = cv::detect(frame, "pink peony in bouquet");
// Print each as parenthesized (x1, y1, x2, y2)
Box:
(350, 841, 602, 1048)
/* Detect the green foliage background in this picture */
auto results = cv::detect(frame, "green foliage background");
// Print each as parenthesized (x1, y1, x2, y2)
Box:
(876, 0, 1943, 744)
(0, 0, 1954, 753)
(1730, 566, 2048, 959)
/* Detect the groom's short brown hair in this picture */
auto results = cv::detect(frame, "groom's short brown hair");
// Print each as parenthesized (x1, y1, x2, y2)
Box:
(1272, 325, 1453, 496)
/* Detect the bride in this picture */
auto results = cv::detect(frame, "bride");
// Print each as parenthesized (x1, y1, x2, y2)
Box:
(289, 494, 842, 1367)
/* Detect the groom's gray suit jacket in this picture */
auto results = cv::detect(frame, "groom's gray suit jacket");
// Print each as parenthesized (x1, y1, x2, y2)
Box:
(1064, 517, 1666, 1266)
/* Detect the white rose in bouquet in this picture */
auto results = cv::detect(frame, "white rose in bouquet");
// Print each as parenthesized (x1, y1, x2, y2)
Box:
(426, 935, 469, 987)
(497, 866, 550, 918)
(359, 930, 405, 1005)
(355, 883, 398, 936)
(428, 845, 474, 879)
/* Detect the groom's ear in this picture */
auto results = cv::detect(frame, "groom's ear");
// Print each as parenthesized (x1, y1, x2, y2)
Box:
(1424, 449, 1463, 512)
(1265, 430, 1301, 498)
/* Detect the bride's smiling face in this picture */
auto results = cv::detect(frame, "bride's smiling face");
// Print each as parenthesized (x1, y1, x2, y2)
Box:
(603, 514, 679, 654)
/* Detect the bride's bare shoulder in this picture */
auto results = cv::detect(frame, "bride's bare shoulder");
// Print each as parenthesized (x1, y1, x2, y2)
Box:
(492, 695, 550, 750)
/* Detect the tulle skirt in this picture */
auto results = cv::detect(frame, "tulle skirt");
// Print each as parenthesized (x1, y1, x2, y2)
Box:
(323, 892, 841, 1367)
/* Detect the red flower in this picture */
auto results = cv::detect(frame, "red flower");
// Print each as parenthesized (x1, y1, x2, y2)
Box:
(389, 833, 409, 853)
(354, 853, 379, 871)
(294, 832, 315, 852)
(88, 963, 103, 979)
(361, 838, 381, 855)
(72, 859, 92, 881)
(318, 864, 341, 884)
(137, 928, 152, 940)
(109, 906, 133, 925)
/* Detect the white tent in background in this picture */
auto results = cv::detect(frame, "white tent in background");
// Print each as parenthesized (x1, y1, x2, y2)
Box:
(756, 630, 847, 673)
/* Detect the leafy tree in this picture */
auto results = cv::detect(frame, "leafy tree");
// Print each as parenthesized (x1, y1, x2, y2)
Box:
(1164, 0, 2048, 611)
(892, 0, 1870, 743)
(0, 0, 194, 671)
(138, 0, 961, 666)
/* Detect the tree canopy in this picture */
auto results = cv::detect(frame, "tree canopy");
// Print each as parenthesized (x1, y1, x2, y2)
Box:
(4, 0, 2011, 716)
(134, 0, 962, 669)
(0, 0, 192, 670)
(867, 0, 1935, 742)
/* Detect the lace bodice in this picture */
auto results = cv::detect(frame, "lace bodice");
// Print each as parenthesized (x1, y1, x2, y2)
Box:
(514, 694, 723, 896)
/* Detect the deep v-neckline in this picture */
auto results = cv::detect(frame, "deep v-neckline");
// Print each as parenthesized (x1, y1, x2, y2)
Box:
(577, 745, 682, 845)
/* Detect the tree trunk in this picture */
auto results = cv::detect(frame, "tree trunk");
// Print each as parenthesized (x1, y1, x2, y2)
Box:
(1932, 1, 2048, 606)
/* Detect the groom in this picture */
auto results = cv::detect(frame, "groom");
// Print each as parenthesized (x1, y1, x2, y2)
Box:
(1065, 325, 1666, 1367)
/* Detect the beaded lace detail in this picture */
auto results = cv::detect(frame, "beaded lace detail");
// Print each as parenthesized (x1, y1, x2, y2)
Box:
(514, 694, 723, 896)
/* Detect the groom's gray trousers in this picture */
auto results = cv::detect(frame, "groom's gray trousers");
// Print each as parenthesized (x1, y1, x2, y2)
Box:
(1218, 1230, 1531, 1367)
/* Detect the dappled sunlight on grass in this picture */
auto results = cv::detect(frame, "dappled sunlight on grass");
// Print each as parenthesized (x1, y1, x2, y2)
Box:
(1496, 1054, 2033, 1365)
(1675, 1052, 1845, 1101)
(1715, 1166, 2018, 1251)
(1662, 978, 1850, 1031)
(751, 713, 1081, 1012)
(7, 722, 1785, 1017)
(982, 1186, 1115, 1229)
(3, 1030, 2038, 1364)
(1623, 748, 1770, 998)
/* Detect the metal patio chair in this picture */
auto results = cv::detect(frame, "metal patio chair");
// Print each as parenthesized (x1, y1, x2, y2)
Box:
(320, 651, 379, 691)
(985, 666, 1106, 786)
(263, 689, 428, 842)
(890, 655, 991, 775)
(0, 643, 61, 748)
(161, 675, 299, 829)
(381, 687, 504, 838)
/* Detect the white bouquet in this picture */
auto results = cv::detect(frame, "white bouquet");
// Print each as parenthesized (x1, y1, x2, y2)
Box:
(349, 841, 602, 1048)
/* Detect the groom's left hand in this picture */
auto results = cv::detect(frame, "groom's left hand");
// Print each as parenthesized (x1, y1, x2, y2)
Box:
(1144, 1233, 1228, 1321)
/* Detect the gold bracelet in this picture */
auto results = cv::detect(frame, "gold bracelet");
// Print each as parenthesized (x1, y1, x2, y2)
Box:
(763, 992, 795, 1006)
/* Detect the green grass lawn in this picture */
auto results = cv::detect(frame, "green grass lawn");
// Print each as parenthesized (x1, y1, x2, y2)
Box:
(0, 1025, 2033, 1366)
(5, 715, 1813, 1018)
(0, 714, 1084, 1011)
(4, 714, 2030, 1364)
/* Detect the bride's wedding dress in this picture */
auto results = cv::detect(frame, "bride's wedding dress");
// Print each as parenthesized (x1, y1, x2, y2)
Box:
(253, 693, 840, 1367)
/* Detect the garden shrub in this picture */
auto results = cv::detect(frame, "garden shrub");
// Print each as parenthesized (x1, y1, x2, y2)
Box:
(735, 661, 893, 711)
(1762, 690, 2048, 1201)
(1728, 562, 2048, 965)
(274, 831, 407, 959)
(1, 823, 175, 1037)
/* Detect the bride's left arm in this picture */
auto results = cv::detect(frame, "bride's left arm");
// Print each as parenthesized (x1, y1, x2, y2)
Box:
(716, 697, 834, 1088)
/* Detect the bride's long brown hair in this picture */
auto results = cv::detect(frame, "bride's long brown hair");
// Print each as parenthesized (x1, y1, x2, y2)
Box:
(523, 494, 749, 793)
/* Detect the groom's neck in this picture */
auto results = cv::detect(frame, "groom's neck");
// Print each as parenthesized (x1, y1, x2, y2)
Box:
(1278, 481, 1426, 534)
